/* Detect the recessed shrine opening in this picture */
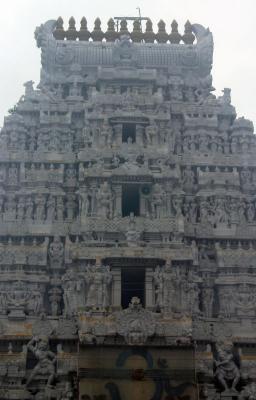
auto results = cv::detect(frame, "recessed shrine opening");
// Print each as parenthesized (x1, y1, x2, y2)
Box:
(122, 184, 140, 217)
(121, 267, 145, 308)
(122, 123, 136, 143)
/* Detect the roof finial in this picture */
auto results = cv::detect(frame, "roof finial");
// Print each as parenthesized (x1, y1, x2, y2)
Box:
(169, 20, 182, 44)
(79, 17, 90, 41)
(105, 18, 117, 42)
(91, 17, 104, 41)
(53, 17, 65, 40)
(183, 20, 195, 44)
(66, 16, 77, 40)
(144, 19, 155, 43)
(156, 20, 168, 43)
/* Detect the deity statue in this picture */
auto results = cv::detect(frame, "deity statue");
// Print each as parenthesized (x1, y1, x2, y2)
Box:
(145, 121, 158, 146)
(172, 197, 183, 218)
(237, 199, 246, 223)
(48, 286, 62, 316)
(16, 197, 25, 220)
(220, 290, 233, 318)
(26, 336, 56, 387)
(199, 132, 209, 153)
(46, 195, 56, 221)
(8, 164, 18, 184)
(182, 166, 195, 191)
(25, 196, 34, 220)
(96, 182, 113, 218)
(66, 194, 76, 220)
(200, 199, 211, 224)
(229, 198, 239, 223)
(85, 264, 112, 310)
(48, 236, 64, 268)
(153, 266, 164, 309)
(153, 263, 177, 312)
(35, 195, 46, 220)
(218, 88, 231, 105)
(56, 196, 64, 221)
(188, 200, 198, 223)
(230, 136, 239, 154)
(62, 270, 85, 316)
(213, 198, 228, 225)
(240, 167, 251, 189)
(214, 345, 240, 392)
(6, 280, 30, 316)
(151, 183, 166, 218)
(100, 119, 113, 147)
(4, 194, 16, 221)
(79, 190, 91, 218)
(246, 201, 255, 222)
(201, 287, 214, 318)
(65, 165, 76, 184)
(185, 277, 200, 315)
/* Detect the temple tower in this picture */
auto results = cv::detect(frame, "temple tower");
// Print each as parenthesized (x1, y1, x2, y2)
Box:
(0, 16, 255, 400)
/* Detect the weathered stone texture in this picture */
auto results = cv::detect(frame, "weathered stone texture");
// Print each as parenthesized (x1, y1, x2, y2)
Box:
(0, 16, 255, 400)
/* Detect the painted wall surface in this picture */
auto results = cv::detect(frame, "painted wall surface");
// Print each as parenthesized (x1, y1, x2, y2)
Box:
(79, 347, 197, 400)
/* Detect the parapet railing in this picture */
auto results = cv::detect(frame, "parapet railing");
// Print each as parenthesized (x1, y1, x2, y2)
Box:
(53, 17, 196, 44)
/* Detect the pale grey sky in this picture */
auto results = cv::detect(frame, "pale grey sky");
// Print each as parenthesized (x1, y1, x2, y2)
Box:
(0, 0, 255, 127)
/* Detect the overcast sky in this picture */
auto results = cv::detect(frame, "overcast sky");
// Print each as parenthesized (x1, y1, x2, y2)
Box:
(0, 0, 255, 128)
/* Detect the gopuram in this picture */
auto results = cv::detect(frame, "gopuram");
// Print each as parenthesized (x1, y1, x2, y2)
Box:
(0, 15, 255, 400)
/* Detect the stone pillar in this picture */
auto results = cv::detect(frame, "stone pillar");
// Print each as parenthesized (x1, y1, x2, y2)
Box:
(113, 124, 122, 145)
(136, 124, 144, 145)
(145, 268, 154, 309)
(112, 268, 121, 309)
(113, 185, 122, 217)
(140, 193, 147, 217)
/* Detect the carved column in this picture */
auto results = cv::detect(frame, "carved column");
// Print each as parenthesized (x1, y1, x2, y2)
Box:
(113, 124, 122, 145)
(145, 268, 154, 309)
(112, 184, 122, 217)
(111, 268, 121, 309)
(136, 124, 144, 146)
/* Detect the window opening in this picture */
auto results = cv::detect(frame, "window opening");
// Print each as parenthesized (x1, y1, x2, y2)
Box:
(121, 267, 145, 308)
(122, 123, 136, 143)
(122, 184, 140, 217)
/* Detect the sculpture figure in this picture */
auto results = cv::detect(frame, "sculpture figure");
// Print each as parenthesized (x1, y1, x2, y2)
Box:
(85, 264, 112, 309)
(62, 270, 85, 316)
(96, 182, 113, 218)
(26, 336, 56, 387)
(182, 166, 195, 191)
(25, 196, 34, 219)
(48, 286, 62, 316)
(201, 287, 214, 317)
(48, 236, 64, 267)
(151, 183, 165, 218)
(214, 346, 240, 392)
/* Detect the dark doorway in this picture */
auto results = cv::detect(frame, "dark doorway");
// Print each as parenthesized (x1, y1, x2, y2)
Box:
(122, 123, 136, 143)
(122, 184, 140, 217)
(121, 268, 145, 308)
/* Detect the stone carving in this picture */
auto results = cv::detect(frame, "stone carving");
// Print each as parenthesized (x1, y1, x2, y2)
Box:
(182, 166, 196, 191)
(59, 382, 74, 400)
(151, 183, 166, 218)
(62, 270, 85, 316)
(26, 336, 56, 387)
(214, 345, 240, 392)
(48, 286, 62, 316)
(240, 383, 256, 400)
(116, 297, 156, 345)
(0, 13, 255, 398)
(85, 264, 112, 310)
(201, 287, 214, 318)
(48, 236, 64, 268)
(96, 182, 113, 218)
